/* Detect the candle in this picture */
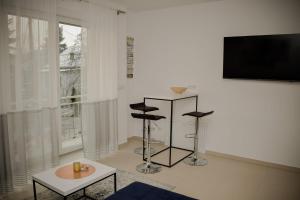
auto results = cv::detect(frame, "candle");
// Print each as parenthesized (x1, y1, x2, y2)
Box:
(73, 162, 81, 173)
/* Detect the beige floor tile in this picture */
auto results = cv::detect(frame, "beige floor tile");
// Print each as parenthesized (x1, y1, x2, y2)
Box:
(100, 138, 300, 200)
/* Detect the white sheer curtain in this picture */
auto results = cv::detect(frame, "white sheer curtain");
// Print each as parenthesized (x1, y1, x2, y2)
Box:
(0, 0, 59, 193)
(80, 3, 119, 160)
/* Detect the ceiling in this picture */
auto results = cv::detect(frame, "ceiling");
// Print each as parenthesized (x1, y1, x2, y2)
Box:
(108, 0, 220, 12)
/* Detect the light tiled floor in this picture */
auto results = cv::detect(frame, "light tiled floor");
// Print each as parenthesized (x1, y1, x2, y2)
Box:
(2, 137, 300, 200)
(99, 137, 300, 200)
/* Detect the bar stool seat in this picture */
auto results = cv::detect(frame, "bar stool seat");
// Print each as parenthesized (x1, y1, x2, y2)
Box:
(131, 113, 166, 121)
(132, 112, 166, 174)
(183, 111, 214, 118)
(130, 103, 159, 112)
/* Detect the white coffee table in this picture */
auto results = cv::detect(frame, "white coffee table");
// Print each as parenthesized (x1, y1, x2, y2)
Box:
(32, 158, 117, 200)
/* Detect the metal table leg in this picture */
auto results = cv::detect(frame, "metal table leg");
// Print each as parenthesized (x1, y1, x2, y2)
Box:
(33, 180, 37, 200)
(114, 173, 117, 192)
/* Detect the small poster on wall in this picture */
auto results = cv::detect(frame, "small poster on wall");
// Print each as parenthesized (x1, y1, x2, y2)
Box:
(127, 36, 134, 78)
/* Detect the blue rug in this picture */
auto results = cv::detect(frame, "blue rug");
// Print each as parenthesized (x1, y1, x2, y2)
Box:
(107, 182, 197, 200)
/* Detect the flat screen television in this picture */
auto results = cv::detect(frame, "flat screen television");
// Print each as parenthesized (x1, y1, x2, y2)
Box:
(223, 34, 300, 81)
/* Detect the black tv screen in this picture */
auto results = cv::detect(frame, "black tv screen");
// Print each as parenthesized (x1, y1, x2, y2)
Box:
(223, 34, 300, 81)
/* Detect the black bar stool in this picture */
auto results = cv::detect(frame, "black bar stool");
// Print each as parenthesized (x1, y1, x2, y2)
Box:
(129, 102, 159, 156)
(131, 113, 166, 174)
(129, 103, 159, 113)
(182, 111, 214, 166)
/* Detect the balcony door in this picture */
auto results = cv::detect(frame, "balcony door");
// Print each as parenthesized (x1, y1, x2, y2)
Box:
(58, 20, 85, 154)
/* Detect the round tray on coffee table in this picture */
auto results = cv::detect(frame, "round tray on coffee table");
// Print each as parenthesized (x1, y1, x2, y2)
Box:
(55, 164, 96, 179)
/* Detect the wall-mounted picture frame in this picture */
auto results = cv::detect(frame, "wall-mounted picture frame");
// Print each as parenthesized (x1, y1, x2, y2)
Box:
(127, 36, 134, 78)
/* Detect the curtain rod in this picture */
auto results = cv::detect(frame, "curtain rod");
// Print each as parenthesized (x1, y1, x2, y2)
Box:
(77, 0, 127, 15)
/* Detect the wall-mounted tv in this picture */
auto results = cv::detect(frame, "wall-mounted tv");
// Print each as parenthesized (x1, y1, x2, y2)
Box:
(223, 34, 300, 81)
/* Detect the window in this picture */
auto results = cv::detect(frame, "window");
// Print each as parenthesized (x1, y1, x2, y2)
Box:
(7, 14, 50, 111)
(58, 21, 85, 154)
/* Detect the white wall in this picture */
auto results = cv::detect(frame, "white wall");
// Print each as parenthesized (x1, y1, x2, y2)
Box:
(127, 0, 300, 167)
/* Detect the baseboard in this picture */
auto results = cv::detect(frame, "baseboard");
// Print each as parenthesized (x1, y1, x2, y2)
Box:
(118, 142, 128, 149)
(206, 151, 300, 173)
(118, 138, 128, 146)
(127, 136, 141, 141)
(126, 136, 300, 173)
